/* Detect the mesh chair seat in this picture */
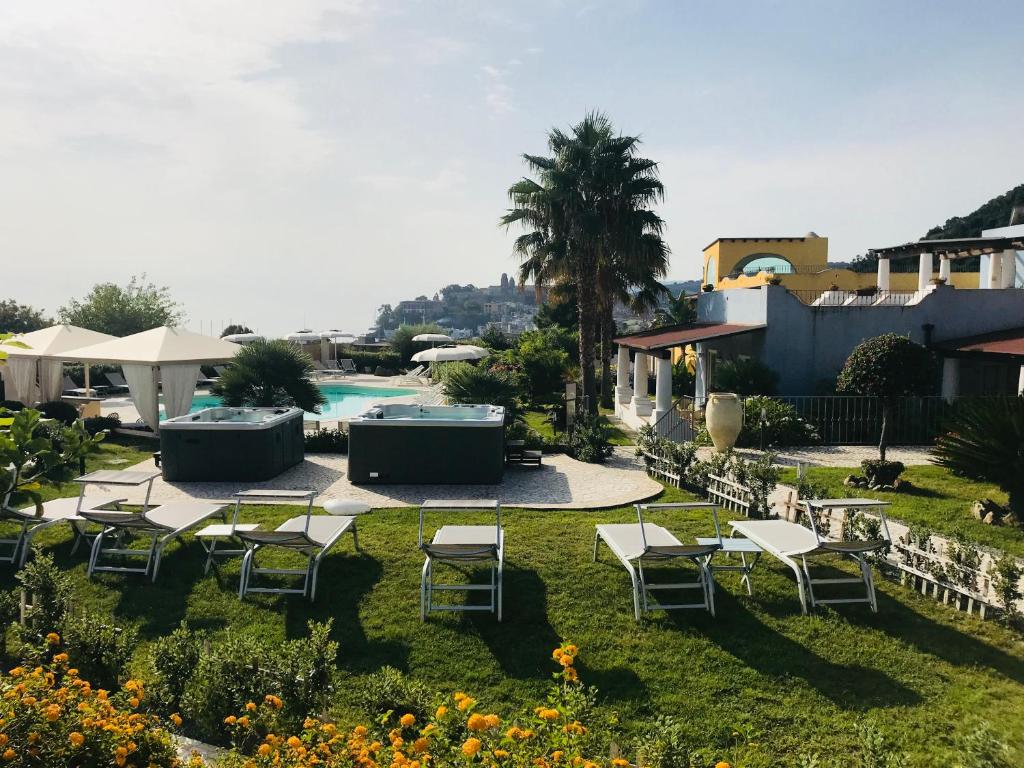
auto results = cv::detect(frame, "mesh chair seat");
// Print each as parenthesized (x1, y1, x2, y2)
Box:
(643, 543, 722, 560)
(422, 542, 498, 560)
(817, 539, 887, 555)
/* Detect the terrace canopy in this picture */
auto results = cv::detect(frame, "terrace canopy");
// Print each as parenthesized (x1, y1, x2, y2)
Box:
(868, 234, 1024, 291)
(934, 326, 1024, 399)
(0, 325, 115, 404)
(61, 326, 240, 430)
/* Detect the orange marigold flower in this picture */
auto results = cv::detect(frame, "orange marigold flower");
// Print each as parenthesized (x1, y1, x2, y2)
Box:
(20, 696, 36, 706)
(435, 705, 448, 719)
(400, 713, 416, 728)
(69, 732, 85, 748)
(714, 763, 731, 768)
(552, 648, 564, 661)
(45, 705, 60, 722)
(461, 737, 482, 757)
(224, 716, 237, 725)
(170, 713, 183, 727)
(467, 713, 487, 731)
(129, 697, 140, 708)
(612, 760, 629, 767)
(52, 653, 69, 664)
(413, 737, 429, 753)
(563, 644, 578, 657)
(258, 744, 272, 757)
(552, 751, 564, 762)
(354, 725, 368, 736)
(484, 714, 500, 729)
(45, 632, 60, 646)
(494, 750, 509, 759)
(559, 655, 573, 668)
(287, 736, 302, 749)
(245, 702, 257, 712)
(1, 749, 13, 762)
(538, 709, 559, 721)
(563, 667, 578, 682)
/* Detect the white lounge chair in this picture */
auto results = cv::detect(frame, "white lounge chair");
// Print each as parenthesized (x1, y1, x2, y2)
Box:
(103, 372, 130, 394)
(419, 500, 503, 622)
(594, 504, 721, 621)
(397, 365, 429, 384)
(235, 490, 359, 601)
(63, 375, 105, 397)
(83, 502, 227, 581)
(0, 495, 127, 568)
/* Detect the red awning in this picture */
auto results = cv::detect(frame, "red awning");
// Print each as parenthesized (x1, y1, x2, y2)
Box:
(614, 323, 765, 352)
(936, 327, 1024, 358)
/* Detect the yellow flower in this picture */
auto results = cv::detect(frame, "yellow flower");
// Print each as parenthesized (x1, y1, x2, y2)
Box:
(129, 697, 140, 708)
(264, 694, 283, 709)
(552, 648, 564, 661)
(45, 632, 60, 646)
(559, 655, 574, 668)
(287, 736, 302, 749)
(237, 716, 250, 728)
(461, 737, 482, 757)
(612, 760, 629, 767)
(538, 709, 559, 721)
(413, 737, 429, 753)
(467, 713, 487, 731)
(435, 705, 448, 719)
(20, 696, 36, 706)
(563, 644, 578, 657)
(258, 744, 272, 757)
(354, 725, 368, 736)
(400, 713, 416, 728)
(52, 653, 69, 664)
(715, 763, 731, 768)
(457, 696, 475, 711)
(224, 715, 237, 725)
(170, 713, 183, 727)
(2, 749, 14, 762)
(494, 750, 509, 759)
(245, 701, 257, 712)
(563, 667, 578, 682)
(45, 704, 60, 721)
(69, 732, 85, 748)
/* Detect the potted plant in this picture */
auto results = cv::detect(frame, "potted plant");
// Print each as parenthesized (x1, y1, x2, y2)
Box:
(767, 276, 783, 286)
(930, 277, 947, 286)
(702, 284, 715, 292)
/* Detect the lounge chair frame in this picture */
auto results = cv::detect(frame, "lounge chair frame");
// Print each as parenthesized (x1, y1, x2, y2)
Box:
(419, 500, 503, 622)
(0, 495, 127, 568)
(594, 504, 721, 621)
(236, 491, 359, 601)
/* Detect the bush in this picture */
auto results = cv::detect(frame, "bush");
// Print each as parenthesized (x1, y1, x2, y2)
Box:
(861, 459, 905, 487)
(712, 358, 778, 395)
(36, 400, 81, 426)
(212, 339, 326, 413)
(389, 323, 444, 364)
(0, 400, 24, 412)
(736, 396, 820, 447)
(351, 666, 437, 726)
(304, 426, 348, 453)
(15, 553, 73, 643)
(440, 362, 520, 421)
(149, 623, 205, 715)
(345, 350, 403, 373)
(83, 414, 121, 435)
(514, 332, 571, 405)
(60, 611, 138, 690)
(0, 653, 180, 768)
(568, 415, 613, 464)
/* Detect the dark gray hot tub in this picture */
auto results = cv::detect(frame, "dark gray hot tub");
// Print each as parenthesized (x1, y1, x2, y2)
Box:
(160, 407, 304, 481)
(347, 404, 505, 484)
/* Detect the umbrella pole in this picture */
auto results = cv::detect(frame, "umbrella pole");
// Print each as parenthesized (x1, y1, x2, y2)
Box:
(84, 365, 91, 397)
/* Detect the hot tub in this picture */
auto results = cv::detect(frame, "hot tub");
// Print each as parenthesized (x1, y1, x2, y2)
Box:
(347, 404, 505, 484)
(159, 407, 304, 482)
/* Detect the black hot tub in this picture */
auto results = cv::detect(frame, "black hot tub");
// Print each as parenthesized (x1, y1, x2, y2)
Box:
(159, 407, 304, 481)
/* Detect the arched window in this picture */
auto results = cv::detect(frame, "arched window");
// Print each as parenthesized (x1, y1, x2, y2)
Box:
(732, 253, 795, 277)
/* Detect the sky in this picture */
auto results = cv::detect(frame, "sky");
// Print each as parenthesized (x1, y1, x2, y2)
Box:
(3, 1, 1023, 337)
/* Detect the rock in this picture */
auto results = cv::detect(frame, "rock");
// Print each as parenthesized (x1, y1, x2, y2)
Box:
(983, 511, 999, 525)
(844, 475, 859, 487)
(971, 501, 987, 520)
(1004, 512, 1020, 527)
(880, 484, 895, 492)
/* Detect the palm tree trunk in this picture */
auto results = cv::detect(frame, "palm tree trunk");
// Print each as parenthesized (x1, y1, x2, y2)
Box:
(599, 308, 614, 410)
(878, 400, 890, 462)
(577, 255, 598, 415)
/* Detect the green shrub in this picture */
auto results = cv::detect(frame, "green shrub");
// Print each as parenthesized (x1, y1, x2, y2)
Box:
(351, 666, 436, 726)
(15, 553, 73, 642)
(861, 459, 905, 486)
(345, 350, 403, 373)
(36, 400, 80, 426)
(149, 622, 205, 714)
(695, 396, 820, 448)
(514, 331, 571, 404)
(712, 357, 778, 395)
(633, 715, 696, 768)
(60, 610, 138, 690)
(568, 414, 613, 464)
(304, 426, 348, 453)
(83, 414, 121, 435)
(440, 362, 520, 421)
(389, 323, 444, 363)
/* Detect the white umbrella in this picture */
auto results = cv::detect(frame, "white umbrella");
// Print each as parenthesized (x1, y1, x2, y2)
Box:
(1, 325, 116, 402)
(62, 326, 241, 431)
(286, 331, 322, 343)
(222, 333, 263, 343)
(412, 333, 453, 344)
(319, 331, 356, 341)
(411, 345, 490, 363)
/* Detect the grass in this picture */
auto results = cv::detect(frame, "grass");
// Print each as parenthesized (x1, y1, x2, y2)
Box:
(524, 408, 633, 447)
(779, 465, 1023, 558)
(5, 438, 1024, 765)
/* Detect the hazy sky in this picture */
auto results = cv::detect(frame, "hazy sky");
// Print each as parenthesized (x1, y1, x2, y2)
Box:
(3, 1, 1022, 336)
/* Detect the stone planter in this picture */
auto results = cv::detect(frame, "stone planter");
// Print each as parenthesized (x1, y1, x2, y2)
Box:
(705, 392, 743, 452)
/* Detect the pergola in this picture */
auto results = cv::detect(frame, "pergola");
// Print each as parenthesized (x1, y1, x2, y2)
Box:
(868, 234, 1024, 291)
(613, 322, 765, 424)
(0, 325, 115, 404)
(934, 326, 1024, 400)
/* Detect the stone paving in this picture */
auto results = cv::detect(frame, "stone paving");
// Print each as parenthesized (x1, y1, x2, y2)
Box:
(107, 447, 662, 510)
(697, 444, 933, 467)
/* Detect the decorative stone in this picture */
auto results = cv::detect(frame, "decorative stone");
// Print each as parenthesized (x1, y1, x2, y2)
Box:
(843, 475, 858, 487)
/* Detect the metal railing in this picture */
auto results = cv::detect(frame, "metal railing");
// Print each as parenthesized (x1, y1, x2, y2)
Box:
(652, 395, 704, 443)
(786, 289, 918, 307)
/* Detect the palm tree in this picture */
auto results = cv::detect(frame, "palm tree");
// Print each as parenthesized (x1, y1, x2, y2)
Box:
(212, 339, 327, 413)
(501, 113, 668, 414)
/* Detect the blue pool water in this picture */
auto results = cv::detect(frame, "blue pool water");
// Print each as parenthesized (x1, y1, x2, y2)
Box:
(177, 384, 416, 421)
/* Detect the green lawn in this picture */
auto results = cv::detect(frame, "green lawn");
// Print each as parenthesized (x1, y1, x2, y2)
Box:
(524, 408, 633, 447)
(780, 465, 1023, 558)
(4, 439, 1024, 765)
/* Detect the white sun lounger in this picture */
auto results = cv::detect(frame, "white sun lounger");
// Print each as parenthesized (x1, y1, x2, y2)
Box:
(419, 500, 503, 622)
(338, 359, 357, 375)
(594, 504, 721, 621)
(235, 490, 359, 601)
(83, 502, 227, 581)
(731, 498, 891, 614)
(0, 495, 127, 568)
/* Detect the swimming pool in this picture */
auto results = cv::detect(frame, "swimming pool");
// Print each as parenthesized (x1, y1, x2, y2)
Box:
(161, 383, 417, 421)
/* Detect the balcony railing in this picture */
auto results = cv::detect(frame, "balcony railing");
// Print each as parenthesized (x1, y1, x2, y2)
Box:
(785, 289, 919, 306)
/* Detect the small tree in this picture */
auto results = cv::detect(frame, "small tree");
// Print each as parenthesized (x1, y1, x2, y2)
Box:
(836, 334, 936, 461)
(0, 300, 51, 334)
(220, 324, 253, 337)
(211, 339, 326, 413)
(58, 275, 183, 336)
(389, 323, 444, 363)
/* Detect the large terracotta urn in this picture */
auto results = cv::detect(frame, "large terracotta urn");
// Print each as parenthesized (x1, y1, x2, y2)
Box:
(705, 392, 743, 452)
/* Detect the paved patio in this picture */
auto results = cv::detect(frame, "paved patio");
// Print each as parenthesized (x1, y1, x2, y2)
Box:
(698, 444, 934, 467)
(104, 447, 661, 510)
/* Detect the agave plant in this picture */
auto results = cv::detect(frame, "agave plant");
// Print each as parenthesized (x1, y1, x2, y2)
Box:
(211, 339, 326, 413)
(931, 396, 1024, 514)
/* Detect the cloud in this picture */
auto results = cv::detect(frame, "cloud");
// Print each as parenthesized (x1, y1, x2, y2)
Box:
(478, 62, 517, 116)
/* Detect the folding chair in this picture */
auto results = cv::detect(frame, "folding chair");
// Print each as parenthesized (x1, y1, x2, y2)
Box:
(419, 500, 503, 622)
(0, 494, 127, 568)
(236, 490, 359, 601)
(800, 498, 893, 612)
(594, 504, 721, 620)
(83, 502, 227, 581)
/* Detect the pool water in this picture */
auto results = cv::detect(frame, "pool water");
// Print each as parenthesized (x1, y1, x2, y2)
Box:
(180, 384, 416, 422)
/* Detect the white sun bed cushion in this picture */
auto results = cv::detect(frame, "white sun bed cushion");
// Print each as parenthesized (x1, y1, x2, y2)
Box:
(596, 523, 682, 561)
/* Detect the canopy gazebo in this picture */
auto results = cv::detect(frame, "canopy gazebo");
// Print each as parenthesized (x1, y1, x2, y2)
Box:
(61, 327, 240, 430)
(0, 325, 115, 404)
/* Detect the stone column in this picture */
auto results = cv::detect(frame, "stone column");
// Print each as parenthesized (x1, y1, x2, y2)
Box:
(940, 357, 960, 403)
(917, 252, 933, 292)
(876, 257, 890, 291)
(694, 343, 709, 402)
(938, 255, 951, 283)
(981, 252, 1001, 289)
(651, 355, 673, 425)
(631, 352, 652, 416)
(615, 345, 632, 404)
(1000, 250, 1016, 288)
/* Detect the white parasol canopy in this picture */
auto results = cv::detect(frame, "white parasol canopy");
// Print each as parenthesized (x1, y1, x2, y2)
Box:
(411, 344, 490, 363)
(286, 331, 322, 343)
(222, 333, 264, 343)
(0, 325, 115, 403)
(62, 327, 241, 431)
(412, 333, 453, 344)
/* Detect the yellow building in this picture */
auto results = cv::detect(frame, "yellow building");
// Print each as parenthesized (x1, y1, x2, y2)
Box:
(702, 232, 979, 293)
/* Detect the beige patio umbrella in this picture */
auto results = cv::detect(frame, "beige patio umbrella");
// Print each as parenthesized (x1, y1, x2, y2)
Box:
(0, 325, 115, 403)
(62, 326, 241, 430)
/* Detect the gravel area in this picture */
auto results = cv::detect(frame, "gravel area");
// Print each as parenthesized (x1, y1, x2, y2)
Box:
(697, 444, 933, 467)
(104, 447, 661, 510)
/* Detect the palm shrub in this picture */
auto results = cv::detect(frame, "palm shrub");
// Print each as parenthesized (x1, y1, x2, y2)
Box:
(439, 362, 520, 421)
(211, 339, 326, 413)
(836, 334, 936, 468)
(931, 395, 1024, 515)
